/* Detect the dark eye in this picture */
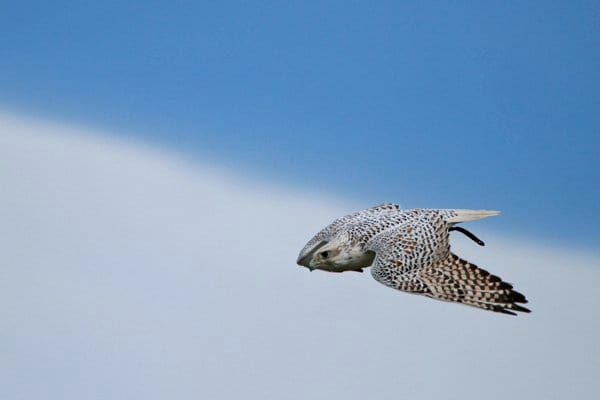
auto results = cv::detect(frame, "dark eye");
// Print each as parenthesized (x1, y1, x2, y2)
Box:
(320, 251, 329, 258)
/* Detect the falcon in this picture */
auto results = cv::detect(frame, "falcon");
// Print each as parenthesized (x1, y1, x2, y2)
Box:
(296, 204, 530, 315)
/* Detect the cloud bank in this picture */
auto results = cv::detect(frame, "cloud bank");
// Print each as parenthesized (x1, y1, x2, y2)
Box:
(1, 112, 599, 399)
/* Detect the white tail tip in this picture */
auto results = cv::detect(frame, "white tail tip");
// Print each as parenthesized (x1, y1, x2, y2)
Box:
(446, 209, 501, 224)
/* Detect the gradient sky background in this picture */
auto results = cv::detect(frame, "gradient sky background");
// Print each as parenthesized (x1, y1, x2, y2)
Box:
(2, 3, 600, 399)
(2, 1, 599, 247)
(2, 115, 599, 400)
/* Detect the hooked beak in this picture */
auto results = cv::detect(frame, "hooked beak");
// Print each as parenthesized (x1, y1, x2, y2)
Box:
(296, 241, 327, 268)
(308, 259, 318, 272)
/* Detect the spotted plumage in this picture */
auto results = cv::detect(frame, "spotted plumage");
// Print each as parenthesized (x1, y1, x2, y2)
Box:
(297, 204, 530, 315)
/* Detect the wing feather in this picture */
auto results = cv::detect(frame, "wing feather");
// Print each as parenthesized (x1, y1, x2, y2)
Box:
(367, 210, 530, 315)
(368, 210, 450, 294)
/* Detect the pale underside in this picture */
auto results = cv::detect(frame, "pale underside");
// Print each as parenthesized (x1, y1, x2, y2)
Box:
(297, 204, 530, 315)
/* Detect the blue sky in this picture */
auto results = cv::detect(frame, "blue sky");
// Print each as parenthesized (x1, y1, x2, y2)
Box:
(2, 1, 599, 246)
(2, 4, 600, 397)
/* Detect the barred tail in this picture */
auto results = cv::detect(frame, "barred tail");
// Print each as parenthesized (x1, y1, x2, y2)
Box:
(424, 253, 530, 315)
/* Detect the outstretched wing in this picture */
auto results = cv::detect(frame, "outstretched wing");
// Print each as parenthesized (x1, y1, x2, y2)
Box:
(297, 203, 401, 266)
(368, 210, 530, 315)
(420, 253, 530, 315)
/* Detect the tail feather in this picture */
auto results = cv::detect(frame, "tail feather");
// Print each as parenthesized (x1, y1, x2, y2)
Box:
(444, 209, 500, 225)
(423, 253, 530, 315)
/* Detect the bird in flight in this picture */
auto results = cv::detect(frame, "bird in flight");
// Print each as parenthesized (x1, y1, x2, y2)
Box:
(297, 204, 530, 315)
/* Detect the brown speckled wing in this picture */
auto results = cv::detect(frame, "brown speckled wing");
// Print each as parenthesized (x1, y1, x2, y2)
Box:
(420, 253, 530, 315)
(368, 210, 450, 294)
(368, 210, 530, 315)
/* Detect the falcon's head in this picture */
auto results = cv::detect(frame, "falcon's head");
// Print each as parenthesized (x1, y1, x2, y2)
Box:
(296, 237, 374, 273)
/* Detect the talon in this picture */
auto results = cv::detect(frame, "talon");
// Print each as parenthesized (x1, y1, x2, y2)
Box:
(449, 226, 485, 246)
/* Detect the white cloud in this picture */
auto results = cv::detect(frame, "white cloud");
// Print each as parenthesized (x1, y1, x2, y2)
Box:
(1, 112, 599, 400)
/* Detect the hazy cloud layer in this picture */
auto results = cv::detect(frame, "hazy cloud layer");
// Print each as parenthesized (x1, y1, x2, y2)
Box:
(1, 113, 599, 399)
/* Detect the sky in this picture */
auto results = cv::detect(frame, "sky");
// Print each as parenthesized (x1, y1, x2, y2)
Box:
(1, 114, 599, 400)
(1, 1, 599, 246)
(1, 2, 600, 399)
